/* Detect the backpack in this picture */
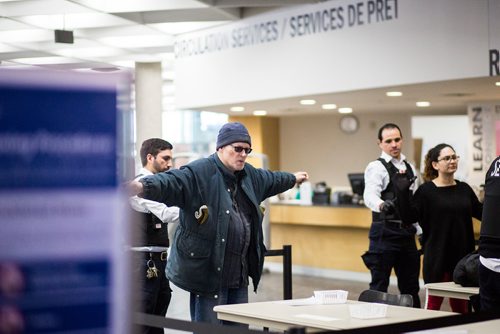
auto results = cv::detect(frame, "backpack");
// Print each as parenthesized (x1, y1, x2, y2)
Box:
(453, 250, 479, 287)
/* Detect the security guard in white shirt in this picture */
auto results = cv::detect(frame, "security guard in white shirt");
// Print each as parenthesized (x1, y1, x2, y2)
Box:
(362, 123, 422, 308)
(129, 138, 179, 334)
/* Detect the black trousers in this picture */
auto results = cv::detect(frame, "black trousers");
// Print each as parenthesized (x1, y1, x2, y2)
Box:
(367, 249, 421, 308)
(134, 252, 172, 334)
(365, 221, 421, 308)
(479, 262, 500, 313)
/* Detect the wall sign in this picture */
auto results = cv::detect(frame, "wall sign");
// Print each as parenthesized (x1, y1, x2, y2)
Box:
(467, 103, 500, 187)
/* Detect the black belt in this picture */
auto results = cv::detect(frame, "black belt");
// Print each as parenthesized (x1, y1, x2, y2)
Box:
(384, 220, 412, 229)
(153, 251, 168, 261)
(138, 251, 168, 261)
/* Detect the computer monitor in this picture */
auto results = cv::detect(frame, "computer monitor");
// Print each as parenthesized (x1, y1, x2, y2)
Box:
(348, 173, 365, 197)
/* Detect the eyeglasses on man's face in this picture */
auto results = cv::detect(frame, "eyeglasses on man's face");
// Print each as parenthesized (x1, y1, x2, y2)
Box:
(438, 154, 460, 163)
(230, 144, 252, 155)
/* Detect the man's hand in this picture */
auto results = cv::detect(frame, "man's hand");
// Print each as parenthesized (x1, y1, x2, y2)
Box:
(294, 171, 309, 185)
(379, 199, 396, 214)
(126, 180, 144, 197)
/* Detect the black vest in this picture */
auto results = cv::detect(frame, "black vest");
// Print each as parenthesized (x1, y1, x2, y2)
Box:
(372, 158, 415, 225)
(136, 211, 169, 247)
(131, 174, 169, 247)
(479, 157, 500, 257)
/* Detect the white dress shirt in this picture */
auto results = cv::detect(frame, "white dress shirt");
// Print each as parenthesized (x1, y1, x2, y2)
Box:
(129, 167, 179, 224)
(480, 256, 500, 272)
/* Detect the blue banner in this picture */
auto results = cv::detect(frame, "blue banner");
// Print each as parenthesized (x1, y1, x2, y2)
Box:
(0, 84, 117, 188)
(0, 69, 132, 334)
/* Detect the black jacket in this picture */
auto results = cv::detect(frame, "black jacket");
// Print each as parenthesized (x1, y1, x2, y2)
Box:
(479, 156, 500, 258)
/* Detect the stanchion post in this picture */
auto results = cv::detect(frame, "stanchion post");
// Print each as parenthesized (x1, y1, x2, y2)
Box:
(283, 244, 292, 300)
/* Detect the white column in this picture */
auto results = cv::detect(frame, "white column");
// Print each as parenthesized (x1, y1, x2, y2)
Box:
(134, 62, 163, 161)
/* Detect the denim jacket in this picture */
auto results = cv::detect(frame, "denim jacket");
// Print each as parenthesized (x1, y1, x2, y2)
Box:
(140, 153, 296, 297)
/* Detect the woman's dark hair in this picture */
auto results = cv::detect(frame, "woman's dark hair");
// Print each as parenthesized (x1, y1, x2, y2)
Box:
(423, 143, 455, 182)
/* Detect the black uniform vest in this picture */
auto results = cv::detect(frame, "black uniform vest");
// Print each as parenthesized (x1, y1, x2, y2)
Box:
(131, 174, 169, 247)
(136, 211, 169, 247)
(372, 158, 415, 224)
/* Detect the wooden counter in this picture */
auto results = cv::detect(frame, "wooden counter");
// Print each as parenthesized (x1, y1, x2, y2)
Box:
(268, 204, 481, 274)
(268, 204, 372, 273)
(269, 204, 372, 229)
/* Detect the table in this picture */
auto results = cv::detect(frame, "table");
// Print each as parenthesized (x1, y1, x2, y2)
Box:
(214, 299, 454, 332)
(424, 282, 479, 309)
(407, 318, 500, 334)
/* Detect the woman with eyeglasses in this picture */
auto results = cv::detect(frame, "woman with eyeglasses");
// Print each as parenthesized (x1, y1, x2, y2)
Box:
(414, 143, 482, 313)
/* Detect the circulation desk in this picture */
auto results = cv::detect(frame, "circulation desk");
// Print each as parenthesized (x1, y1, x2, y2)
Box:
(268, 203, 372, 273)
(268, 203, 481, 273)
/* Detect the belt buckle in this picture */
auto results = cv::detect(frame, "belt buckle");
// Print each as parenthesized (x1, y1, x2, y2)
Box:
(388, 220, 403, 229)
(160, 251, 168, 261)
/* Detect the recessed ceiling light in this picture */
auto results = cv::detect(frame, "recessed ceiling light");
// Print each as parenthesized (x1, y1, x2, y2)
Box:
(11, 56, 81, 65)
(253, 110, 267, 116)
(98, 35, 174, 48)
(416, 101, 431, 107)
(230, 106, 245, 112)
(79, 0, 209, 12)
(386, 91, 402, 97)
(300, 99, 316, 105)
(338, 107, 353, 114)
(496, 82, 500, 86)
(322, 104, 337, 110)
(0, 42, 20, 52)
(56, 46, 124, 58)
(18, 13, 131, 30)
(0, 29, 52, 43)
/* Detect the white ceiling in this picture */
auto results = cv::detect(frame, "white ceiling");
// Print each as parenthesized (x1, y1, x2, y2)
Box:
(0, 0, 307, 69)
(207, 76, 500, 117)
(0, 0, 498, 117)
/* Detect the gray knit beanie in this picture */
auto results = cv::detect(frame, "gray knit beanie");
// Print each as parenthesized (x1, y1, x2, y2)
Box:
(216, 122, 252, 150)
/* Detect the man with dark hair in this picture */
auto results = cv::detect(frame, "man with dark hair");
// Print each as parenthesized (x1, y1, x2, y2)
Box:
(129, 138, 179, 334)
(479, 156, 500, 312)
(362, 123, 422, 308)
(128, 122, 308, 324)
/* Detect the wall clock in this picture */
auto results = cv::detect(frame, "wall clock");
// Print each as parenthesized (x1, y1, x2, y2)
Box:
(340, 115, 359, 134)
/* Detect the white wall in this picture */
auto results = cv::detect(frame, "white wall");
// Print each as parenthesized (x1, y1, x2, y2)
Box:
(279, 112, 413, 190)
(280, 112, 495, 192)
(412, 115, 469, 181)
